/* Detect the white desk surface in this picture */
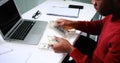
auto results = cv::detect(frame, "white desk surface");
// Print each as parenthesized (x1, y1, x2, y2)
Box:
(22, 0, 96, 21)
(0, 0, 96, 63)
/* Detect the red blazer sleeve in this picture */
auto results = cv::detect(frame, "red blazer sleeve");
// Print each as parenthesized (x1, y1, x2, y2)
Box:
(74, 20, 103, 35)
(70, 48, 90, 63)
(70, 35, 120, 63)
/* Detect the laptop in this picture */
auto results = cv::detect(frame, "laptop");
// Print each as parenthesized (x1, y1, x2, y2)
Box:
(0, 0, 48, 45)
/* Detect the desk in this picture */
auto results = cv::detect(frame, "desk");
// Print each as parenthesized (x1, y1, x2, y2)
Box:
(0, 0, 96, 63)
(22, 0, 96, 21)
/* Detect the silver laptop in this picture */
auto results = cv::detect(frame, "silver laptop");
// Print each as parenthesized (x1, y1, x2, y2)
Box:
(0, 0, 48, 45)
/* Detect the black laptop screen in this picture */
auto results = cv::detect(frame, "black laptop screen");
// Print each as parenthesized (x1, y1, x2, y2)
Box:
(0, 0, 20, 35)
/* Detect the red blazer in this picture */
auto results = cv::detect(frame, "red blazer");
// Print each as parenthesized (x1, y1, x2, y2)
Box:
(70, 15, 120, 63)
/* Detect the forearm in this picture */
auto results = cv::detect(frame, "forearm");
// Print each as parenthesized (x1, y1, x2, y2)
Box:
(72, 20, 103, 35)
(69, 48, 90, 63)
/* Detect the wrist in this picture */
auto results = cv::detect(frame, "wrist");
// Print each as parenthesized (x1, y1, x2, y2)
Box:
(68, 46, 75, 53)
(71, 21, 78, 29)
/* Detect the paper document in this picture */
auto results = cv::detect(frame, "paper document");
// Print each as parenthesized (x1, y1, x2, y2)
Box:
(27, 51, 63, 63)
(0, 50, 31, 63)
(0, 46, 13, 55)
(47, 6, 79, 18)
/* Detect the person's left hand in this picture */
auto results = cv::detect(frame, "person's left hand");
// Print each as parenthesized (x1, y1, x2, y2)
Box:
(55, 19, 75, 31)
(50, 37, 75, 53)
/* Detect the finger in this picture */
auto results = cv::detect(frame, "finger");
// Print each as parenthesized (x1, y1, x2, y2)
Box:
(54, 21, 62, 27)
(48, 43, 54, 46)
(49, 44, 56, 49)
(57, 19, 64, 22)
(54, 36, 62, 42)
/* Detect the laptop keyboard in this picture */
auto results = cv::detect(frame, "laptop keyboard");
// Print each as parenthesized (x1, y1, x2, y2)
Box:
(10, 21, 36, 40)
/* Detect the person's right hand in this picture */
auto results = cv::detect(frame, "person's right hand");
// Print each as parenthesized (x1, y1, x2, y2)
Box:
(55, 19, 76, 31)
(50, 36, 75, 53)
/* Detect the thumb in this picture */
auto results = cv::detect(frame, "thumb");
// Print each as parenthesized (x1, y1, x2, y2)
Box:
(49, 44, 54, 47)
(55, 36, 62, 42)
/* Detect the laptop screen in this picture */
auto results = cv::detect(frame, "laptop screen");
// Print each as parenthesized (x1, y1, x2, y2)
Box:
(0, 0, 20, 35)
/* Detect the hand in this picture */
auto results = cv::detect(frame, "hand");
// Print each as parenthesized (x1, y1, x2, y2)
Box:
(55, 19, 76, 31)
(50, 37, 75, 53)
